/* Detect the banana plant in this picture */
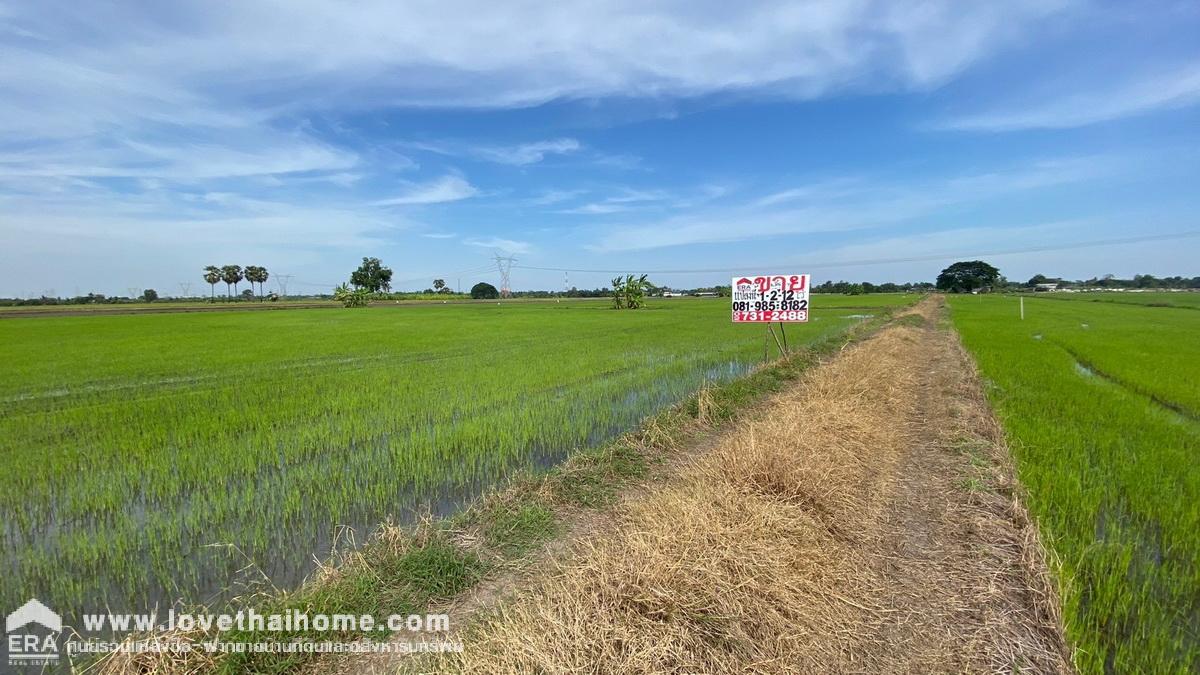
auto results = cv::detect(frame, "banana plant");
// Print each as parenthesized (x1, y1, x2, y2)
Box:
(611, 274, 651, 309)
(333, 283, 370, 307)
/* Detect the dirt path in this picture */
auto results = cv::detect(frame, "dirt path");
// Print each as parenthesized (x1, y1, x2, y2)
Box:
(864, 304, 1071, 671)
(345, 298, 1073, 673)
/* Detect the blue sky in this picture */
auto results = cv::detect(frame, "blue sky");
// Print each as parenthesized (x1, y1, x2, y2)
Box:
(1, 1, 1198, 296)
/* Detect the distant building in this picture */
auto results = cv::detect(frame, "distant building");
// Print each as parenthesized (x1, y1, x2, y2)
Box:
(1034, 283, 1058, 292)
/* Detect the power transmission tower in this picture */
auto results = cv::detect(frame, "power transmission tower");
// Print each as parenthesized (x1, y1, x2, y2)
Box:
(276, 275, 293, 298)
(127, 287, 141, 299)
(493, 253, 516, 298)
(178, 282, 193, 298)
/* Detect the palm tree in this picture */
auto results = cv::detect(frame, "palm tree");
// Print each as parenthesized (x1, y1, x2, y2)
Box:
(220, 265, 243, 299)
(243, 266, 270, 300)
(203, 266, 221, 302)
(244, 266, 260, 299)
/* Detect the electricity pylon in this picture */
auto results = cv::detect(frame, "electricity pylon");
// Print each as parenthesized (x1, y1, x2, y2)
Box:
(275, 275, 293, 298)
(494, 254, 516, 298)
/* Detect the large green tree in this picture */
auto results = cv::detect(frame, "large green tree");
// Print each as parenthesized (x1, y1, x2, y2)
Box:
(936, 260, 999, 293)
(470, 282, 499, 299)
(350, 257, 393, 293)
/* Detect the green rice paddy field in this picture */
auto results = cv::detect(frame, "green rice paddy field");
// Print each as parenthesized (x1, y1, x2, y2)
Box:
(1020, 290, 1200, 310)
(949, 294, 1199, 673)
(0, 295, 911, 625)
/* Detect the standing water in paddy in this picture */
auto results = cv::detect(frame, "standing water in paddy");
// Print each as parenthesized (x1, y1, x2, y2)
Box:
(0, 297, 904, 624)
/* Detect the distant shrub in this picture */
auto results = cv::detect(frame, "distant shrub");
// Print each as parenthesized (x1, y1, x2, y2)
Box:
(471, 282, 500, 300)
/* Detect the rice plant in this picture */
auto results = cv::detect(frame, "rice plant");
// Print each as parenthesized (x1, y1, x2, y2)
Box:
(949, 294, 1199, 673)
(0, 296, 911, 628)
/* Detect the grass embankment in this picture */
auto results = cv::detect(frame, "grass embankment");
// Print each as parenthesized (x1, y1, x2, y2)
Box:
(949, 295, 1199, 673)
(97, 307, 902, 674)
(411, 299, 1067, 673)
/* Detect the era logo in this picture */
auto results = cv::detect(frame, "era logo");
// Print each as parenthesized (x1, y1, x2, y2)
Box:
(6, 599, 61, 667)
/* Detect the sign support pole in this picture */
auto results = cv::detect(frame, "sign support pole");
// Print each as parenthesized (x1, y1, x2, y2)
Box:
(1020, 296, 1025, 320)
(766, 324, 786, 358)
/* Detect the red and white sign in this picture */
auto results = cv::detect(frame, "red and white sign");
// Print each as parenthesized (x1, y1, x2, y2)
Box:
(731, 274, 810, 323)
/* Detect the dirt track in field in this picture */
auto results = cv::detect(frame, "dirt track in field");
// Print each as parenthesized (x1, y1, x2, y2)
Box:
(329, 297, 1072, 674)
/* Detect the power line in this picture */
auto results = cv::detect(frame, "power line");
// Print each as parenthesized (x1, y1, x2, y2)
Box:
(287, 263, 498, 292)
(512, 230, 1200, 276)
(388, 264, 496, 287)
(296, 264, 497, 287)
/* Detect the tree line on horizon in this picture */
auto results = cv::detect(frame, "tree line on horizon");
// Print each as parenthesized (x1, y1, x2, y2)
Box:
(202, 265, 270, 301)
(4, 256, 1198, 307)
(1024, 272, 1200, 290)
(933, 260, 1200, 294)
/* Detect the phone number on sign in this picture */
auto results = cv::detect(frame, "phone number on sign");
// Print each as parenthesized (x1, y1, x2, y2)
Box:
(731, 309, 808, 322)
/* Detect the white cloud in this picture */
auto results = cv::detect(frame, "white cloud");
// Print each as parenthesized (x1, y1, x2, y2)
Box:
(464, 237, 532, 254)
(589, 157, 1107, 252)
(1, 187, 398, 249)
(0, 134, 358, 181)
(525, 189, 587, 206)
(753, 178, 865, 207)
(421, 232, 457, 239)
(798, 220, 1087, 270)
(0, 1, 1073, 140)
(372, 175, 478, 206)
(408, 138, 581, 166)
(0, 175, 421, 295)
(558, 187, 669, 214)
(936, 63, 1200, 131)
(558, 202, 631, 215)
(777, 219, 1200, 285)
(322, 172, 364, 187)
(474, 138, 581, 165)
(605, 188, 668, 204)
